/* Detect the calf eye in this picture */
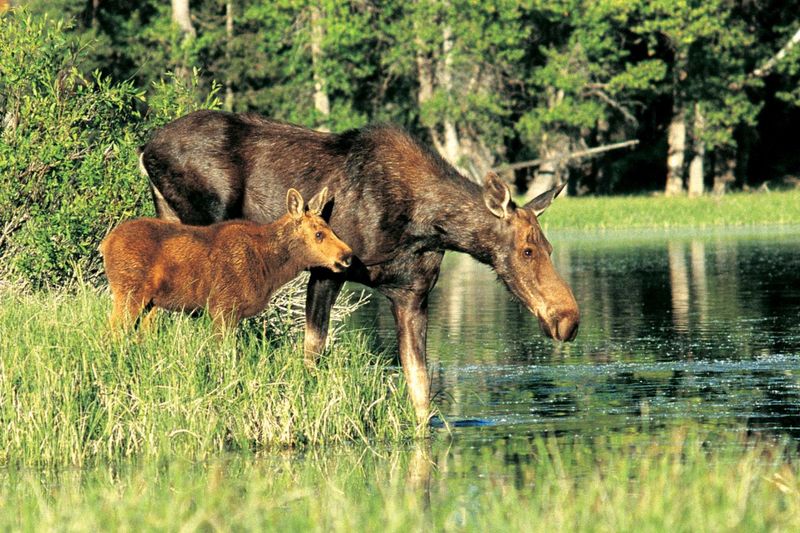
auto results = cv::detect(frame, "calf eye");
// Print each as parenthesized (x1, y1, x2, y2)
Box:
(315, 231, 324, 241)
(523, 248, 533, 258)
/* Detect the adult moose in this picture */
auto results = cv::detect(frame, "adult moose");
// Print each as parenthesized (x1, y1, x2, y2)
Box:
(140, 110, 580, 425)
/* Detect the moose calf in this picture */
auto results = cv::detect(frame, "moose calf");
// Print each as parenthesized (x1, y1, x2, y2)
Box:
(100, 187, 352, 332)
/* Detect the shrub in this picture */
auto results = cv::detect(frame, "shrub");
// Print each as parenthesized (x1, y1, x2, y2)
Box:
(0, 11, 219, 288)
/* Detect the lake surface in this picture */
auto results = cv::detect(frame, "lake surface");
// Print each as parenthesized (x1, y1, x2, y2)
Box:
(349, 227, 800, 442)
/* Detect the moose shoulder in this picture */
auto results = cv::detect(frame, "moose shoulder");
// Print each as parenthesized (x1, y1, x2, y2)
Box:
(140, 110, 580, 424)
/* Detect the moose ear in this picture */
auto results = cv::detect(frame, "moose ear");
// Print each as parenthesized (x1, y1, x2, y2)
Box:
(306, 187, 329, 215)
(286, 188, 304, 220)
(482, 171, 512, 219)
(524, 181, 566, 217)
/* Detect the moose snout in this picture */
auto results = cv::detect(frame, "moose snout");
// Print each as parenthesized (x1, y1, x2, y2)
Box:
(538, 311, 580, 342)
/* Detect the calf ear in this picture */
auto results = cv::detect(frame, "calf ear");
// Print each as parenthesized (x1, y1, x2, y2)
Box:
(483, 171, 512, 219)
(286, 188, 304, 220)
(524, 181, 566, 217)
(307, 187, 329, 215)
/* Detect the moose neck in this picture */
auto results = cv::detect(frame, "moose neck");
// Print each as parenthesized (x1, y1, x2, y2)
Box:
(431, 183, 507, 266)
(257, 217, 306, 289)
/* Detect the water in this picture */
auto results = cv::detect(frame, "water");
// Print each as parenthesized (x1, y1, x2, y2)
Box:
(349, 227, 800, 441)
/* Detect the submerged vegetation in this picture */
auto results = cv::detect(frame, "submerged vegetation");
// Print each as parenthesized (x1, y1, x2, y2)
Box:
(1, 431, 799, 531)
(0, 279, 415, 467)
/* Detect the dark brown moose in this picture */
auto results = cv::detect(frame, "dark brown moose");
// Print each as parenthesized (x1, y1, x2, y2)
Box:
(100, 187, 352, 332)
(140, 110, 580, 424)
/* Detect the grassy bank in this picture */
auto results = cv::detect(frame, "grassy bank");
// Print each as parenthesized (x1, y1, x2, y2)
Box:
(541, 189, 800, 230)
(1, 431, 798, 531)
(0, 284, 415, 467)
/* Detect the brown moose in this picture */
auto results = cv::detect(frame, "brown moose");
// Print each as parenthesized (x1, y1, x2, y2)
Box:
(100, 187, 352, 332)
(140, 111, 580, 424)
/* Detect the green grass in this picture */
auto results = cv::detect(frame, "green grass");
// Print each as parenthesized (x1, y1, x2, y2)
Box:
(1, 430, 798, 531)
(540, 189, 800, 230)
(0, 284, 416, 467)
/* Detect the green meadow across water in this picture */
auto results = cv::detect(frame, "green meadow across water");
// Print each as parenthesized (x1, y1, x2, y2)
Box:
(539, 189, 800, 230)
(2, 225, 800, 529)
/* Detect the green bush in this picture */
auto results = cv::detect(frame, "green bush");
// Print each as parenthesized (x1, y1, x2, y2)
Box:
(0, 11, 219, 288)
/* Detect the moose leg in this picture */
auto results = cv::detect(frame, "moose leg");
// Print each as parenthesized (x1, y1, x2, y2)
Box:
(304, 270, 344, 367)
(389, 290, 432, 427)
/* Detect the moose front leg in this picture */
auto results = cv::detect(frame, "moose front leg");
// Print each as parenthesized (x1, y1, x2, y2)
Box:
(389, 290, 433, 428)
(304, 270, 345, 367)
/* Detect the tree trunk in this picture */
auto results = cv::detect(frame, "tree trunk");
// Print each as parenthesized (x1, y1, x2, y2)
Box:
(224, 0, 234, 112)
(525, 132, 570, 202)
(171, 0, 196, 82)
(171, 0, 195, 37)
(665, 106, 686, 196)
(713, 149, 736, 195)
(310, 5, 330, 132)
(687, 103, 705, 197)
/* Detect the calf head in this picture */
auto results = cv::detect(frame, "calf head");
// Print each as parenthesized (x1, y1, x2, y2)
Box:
(482, 172, 580, 342)
(286, 187, 353, 272)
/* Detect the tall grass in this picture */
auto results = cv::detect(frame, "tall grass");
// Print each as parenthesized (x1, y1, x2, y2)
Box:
(0, 279, 415, 467)
(1, 430, 798, 531)
(541, 189, 800, 230)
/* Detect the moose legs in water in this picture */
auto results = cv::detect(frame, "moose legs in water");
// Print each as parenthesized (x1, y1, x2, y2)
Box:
(303, 271, 345, 368)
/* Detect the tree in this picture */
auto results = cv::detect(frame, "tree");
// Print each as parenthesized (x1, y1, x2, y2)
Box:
(385, 0, 529, 182)
(517, 0, 665, 196)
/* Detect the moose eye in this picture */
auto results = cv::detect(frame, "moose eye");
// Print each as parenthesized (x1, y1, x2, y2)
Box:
(523, 248, 533, 258)
(315, 231, 324, 241)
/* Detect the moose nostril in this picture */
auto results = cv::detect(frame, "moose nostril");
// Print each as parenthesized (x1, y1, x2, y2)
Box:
(340, 254, 352, 268)
(557, 315, 579, 342)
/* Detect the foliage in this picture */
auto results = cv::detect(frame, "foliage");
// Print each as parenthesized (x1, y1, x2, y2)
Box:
(0, 280, 414, 467)
(0, 12, 219, 287)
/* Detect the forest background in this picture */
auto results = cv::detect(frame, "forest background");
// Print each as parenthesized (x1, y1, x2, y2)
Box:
(2, 0, 800, 286)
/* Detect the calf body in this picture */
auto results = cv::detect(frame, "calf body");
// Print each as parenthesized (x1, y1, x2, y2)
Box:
(101, 188, 352, 330)
(141, 111, 580, 423)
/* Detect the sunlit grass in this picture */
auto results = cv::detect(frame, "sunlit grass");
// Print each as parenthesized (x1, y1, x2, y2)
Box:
(541, 189, 800, 230)
(0, 283, 415, 467)
(1, 430, 798, 531)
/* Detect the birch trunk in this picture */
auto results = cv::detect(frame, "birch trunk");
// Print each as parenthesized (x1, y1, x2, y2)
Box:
(171, 0, 195, 37)
(224, 0, 234, 112)
(310, 6, 330, 132)
(687, 103, 705, 197)
(415, 11, 496, 183)
(665, 106, 686, 196)
(438, 24, 463, 172)
(171, 0, 195, 82)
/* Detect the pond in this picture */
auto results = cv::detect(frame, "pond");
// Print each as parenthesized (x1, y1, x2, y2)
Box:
(349, 227, 800, 442)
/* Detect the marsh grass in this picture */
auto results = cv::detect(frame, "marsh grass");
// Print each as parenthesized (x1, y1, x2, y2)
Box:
(540, 189, 800, 230)
(0, 279, 415, 467)
(1, 430, 799, 531)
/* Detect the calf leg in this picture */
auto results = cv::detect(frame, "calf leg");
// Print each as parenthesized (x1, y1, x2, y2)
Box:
(303, 271, 344, 368)
(109, 290, 148, 331)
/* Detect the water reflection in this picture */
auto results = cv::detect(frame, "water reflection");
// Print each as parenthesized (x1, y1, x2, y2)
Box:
(348, 228, 800, 440)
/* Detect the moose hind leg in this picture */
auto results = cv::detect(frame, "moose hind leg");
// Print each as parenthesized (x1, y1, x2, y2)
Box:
(303, 271, 345, 368)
